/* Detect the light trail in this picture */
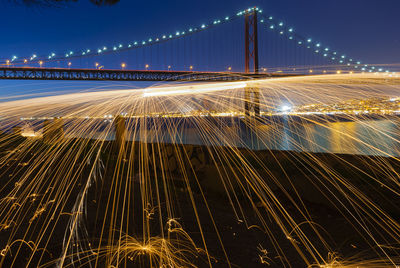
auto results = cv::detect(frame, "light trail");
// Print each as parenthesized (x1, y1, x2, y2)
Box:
(0, 73, 398, 267)
(142, 82, 248, 97)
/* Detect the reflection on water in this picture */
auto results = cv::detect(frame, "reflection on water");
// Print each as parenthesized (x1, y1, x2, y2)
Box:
(23, 117, 400, 157)
(256, 119, 400, 156)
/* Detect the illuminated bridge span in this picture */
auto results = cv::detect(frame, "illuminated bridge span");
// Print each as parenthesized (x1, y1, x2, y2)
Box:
(0, 7, 393, 114)
(0, 67, 293, 82)
(1, 7, 389, 76)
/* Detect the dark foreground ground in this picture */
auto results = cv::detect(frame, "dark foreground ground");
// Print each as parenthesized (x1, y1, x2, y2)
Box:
(0, 137, 400, 267)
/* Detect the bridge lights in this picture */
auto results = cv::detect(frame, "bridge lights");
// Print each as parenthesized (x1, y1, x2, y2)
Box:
(145, 64, 149, 70)
(68, 62, 72, 68)
(168, 65, 171, 71)
(95, 62, 99, 69)
(307, 38, 312, 43)
(121, 63, 126, 69)
(5, 60, 10, 66)
(228, 67, 232, 71)
(39, 61, 43, 67)
(189, 66, 193, 71)
(24, 59, 28, 64)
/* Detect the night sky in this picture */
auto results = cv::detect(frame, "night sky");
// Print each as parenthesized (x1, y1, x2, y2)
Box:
(0, 0, 399, 97)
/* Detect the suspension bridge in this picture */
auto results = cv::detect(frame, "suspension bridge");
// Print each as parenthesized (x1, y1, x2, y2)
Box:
(0, 7, 390, 82)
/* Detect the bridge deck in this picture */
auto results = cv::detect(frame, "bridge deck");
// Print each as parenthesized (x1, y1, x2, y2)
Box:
(0, 67, 298, 82)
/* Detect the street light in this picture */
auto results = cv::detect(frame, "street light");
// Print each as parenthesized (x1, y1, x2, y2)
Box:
(39, 61, 43, 67)
(68, 62, 72, 68)
(95, 62, 99, 69)
(121, 63, 126, 69)
(5, 60, 10, 66)
(23, 59, 28, 64)
(189, 65, 193, 71)
(168, 65, 171, 71)
(228, 67, 232, 71)
(145, 64, 149, 70)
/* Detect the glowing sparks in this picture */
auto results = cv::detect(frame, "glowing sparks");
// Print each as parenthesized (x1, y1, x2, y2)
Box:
(142, 81, 247, 97)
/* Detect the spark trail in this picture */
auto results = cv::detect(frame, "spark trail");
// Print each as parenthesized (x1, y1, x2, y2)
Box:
(0, 73, 399, 267)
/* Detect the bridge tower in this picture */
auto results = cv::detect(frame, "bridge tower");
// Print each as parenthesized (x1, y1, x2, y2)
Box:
(244, 8, 260, 117)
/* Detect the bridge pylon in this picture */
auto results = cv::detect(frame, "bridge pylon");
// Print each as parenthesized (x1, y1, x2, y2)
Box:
(244, 8, 260, 118)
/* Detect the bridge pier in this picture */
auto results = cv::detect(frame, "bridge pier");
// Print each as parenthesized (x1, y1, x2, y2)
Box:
(43, 118, 64, 144)
(242, 86, 262, 150)
(114, 115, 127, 153)
(244, 87, 260, 117)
